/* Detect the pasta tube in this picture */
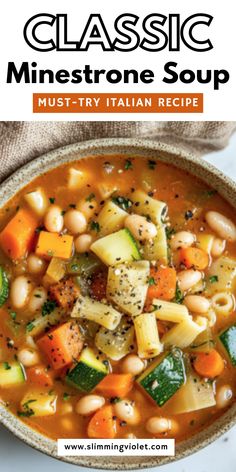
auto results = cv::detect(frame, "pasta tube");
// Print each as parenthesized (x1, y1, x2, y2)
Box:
(134, 312, 163, 359)
(162, 316, 207, 349)
(71, 295, 122, 330)
(152, 299, 189, 323)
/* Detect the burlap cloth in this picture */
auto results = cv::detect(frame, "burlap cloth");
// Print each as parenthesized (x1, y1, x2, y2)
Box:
(0, 121, 235, 182)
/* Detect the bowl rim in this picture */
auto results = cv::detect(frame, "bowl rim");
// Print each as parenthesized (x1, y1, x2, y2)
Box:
(0, 136, 236, 470)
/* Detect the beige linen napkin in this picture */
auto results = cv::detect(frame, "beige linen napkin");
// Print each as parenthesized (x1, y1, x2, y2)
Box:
(0, 121, 235, 182)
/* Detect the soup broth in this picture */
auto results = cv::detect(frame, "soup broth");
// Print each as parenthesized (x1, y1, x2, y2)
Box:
(0, 155, 235, 441)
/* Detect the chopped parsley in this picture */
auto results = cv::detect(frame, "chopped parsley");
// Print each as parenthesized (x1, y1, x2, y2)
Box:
(18, 399, 36, 417)
(35, 225, 44, 234)
(148, 160, 156, 170)
(10, 311, 17, 321)
(165, 227, 176, 240)
(124, 159, 133, 170)
(90, 221, 100, 233)
(86, 193, 95, 202)
(148, 277, 156, 286)
(110, 396, 121, 404)
(185, 210, 194, 220)
(209, 275, 218, 283)
(26, 321, 35, 333)
(3, 362, 11, 370)
(63, 392, 71, 401)
(42, 299, 57, 317)
(173, 285, 184, 304)
(112, 196, 133, 211)
(49, 197, 55, 204)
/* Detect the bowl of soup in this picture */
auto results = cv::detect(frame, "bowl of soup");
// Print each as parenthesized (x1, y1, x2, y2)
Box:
(0, 138, 236, 469)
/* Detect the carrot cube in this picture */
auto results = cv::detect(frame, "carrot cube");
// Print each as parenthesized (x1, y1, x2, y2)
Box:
(0, 208, 38, 260)
(36, 231, 73, 260)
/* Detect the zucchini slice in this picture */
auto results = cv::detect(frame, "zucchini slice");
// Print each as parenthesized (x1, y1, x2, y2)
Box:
(95, 316, 135, 361)
(0, 267, 9, 307)
(142, 225, 168, 265)
(137, 348, 185, 406)
(90, 229, 140, 266)
(71, 295, 122, 330)
(0, 361, 25, 388)
(106, 261, 150, 316)
(219, 325, 236, 365)
(66, 347, 108, 392)
(190, 327, 214, 353)
(169, 372, 216, 414)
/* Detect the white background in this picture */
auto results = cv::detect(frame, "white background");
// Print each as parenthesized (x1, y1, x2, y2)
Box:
(0, 0, 235, 120)
(0, 132, 236, 471)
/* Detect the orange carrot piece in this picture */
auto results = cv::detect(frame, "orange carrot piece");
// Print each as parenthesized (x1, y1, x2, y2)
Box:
(87, 405, 117, 439)
(179, 247, 209, 270)
(193, 349, 225, 378)
(0, 208, 38, 260)
(97, 374, 133, 398)
(37, 321, 83, 370)
(49, 278, 80, 309)
(35, 231, 73, 260)
(26, 365, 54, 387)
(146, 267, 177, 302)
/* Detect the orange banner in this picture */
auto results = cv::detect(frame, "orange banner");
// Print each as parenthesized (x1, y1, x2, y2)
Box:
(33, 93, 203, 113)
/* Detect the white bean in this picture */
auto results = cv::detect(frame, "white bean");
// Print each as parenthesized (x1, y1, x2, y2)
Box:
(64, 210, 87, 235)
(28, 286, 47, 312)
(125, 215, 157, 241)
(121, 354, 145, 376)
(44, 205, 64, 233)
(74, 234, 93, 253)
(211, 238, 226, 258)
(184, 295, 210, 313)
(146, 417, 172, 435)
(77, 199, 98, 220)
(216, 385, 233, 409)
(18, 348, 40, 367)
(27, 254, 47, 274)
(75, 395, 105, 416)
(170, 231, 195, 251)
(114, 400, 140, 426)
(10, 276, 33, 309)
(177, 269, 202, 292)
(205, 211, 236, 242)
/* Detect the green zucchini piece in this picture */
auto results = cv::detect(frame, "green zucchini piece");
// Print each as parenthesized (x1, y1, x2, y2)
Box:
(0, 361, 25, 388)
(106, 261, 150, 316)
(0, 267, 9, 307)
(91, 228, 140, 266)
(219, 325, 236, 365)
(66, 347, 108, 392)
(190, 327, 214, 353)
(137, 348, 185, 406)
(142, 225, 168, 265)
(67, 253, 102, 276)
(169, 372, 216, 414)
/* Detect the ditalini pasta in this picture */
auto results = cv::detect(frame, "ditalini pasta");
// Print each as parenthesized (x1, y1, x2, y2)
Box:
(0, 155, 236, 443)
(211, 292, 235, 316)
